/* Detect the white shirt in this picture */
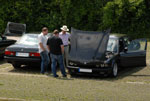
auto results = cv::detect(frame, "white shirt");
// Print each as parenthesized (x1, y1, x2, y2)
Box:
(38, 33, 48, 53)
(59, 32, 71, 46)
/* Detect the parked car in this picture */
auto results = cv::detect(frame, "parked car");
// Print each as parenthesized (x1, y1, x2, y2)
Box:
(67, 28, 147, 77)
(4, 33, 53, 68)
(4, 22, 53, 68)
(5, 34, 41, 68)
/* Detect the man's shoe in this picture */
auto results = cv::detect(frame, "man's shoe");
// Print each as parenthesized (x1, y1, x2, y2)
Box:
(41, 72, 44, 75)
(45, 72, 49, 75)
(63, 75, 67, 77)
(54, 75, 59, 78)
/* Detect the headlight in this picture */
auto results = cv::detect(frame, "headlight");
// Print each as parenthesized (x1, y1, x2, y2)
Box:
(104, 64, 109, 67)
(101, 64, 105, 67)
(69, 62, 74, 65)
(69, 62, 77, 66)
(96, 65, 100, 67)
(101, 64, 109, 67)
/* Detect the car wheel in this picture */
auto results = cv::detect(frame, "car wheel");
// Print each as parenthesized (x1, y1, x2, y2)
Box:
(12, 63, 21, 69)
(111, 63, 118, 77)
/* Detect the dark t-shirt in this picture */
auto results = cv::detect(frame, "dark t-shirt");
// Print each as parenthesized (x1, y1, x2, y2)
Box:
(47, 36, 63, 55)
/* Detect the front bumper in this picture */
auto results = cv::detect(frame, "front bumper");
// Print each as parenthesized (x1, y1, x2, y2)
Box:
(4, 56, 41, 65)
(67, 65, 112, 75)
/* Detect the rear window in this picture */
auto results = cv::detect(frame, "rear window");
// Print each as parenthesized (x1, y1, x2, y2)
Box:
(17, 34, 38, 45)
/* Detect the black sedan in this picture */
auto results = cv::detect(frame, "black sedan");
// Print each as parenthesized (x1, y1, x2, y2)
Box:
(4, 34, 41, 68)
(67, 28, 147, 77)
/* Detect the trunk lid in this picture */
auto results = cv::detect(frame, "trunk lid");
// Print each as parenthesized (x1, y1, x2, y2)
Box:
(4, 22, 26, 36)
(7, 44, 38, 53)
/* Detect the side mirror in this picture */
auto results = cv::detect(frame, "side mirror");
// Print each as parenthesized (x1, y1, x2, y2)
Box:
(124, 47, 128, 52)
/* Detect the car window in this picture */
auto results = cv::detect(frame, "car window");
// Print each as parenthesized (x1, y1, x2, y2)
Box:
(128, 39, 147, 52)
(17, 34, 38, 45)
(107, 38, 118, 53)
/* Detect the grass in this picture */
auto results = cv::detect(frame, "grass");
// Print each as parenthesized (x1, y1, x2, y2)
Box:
(0, 42, 149, 101)
(0, 73, 150, 101)
(0, 60, 11, 69)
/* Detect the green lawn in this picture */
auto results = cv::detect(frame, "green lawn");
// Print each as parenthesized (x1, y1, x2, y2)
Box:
(0, 60, 11, 69)
(0, 42, 149, 101)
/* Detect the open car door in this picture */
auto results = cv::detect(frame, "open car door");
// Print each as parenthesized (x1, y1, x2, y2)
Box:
(4, 22, 26, 36)
(120, 38, 147, 67)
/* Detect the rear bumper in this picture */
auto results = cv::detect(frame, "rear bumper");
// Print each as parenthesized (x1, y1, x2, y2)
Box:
(4, 56, 41, 65)
(67, 65, 112, 75)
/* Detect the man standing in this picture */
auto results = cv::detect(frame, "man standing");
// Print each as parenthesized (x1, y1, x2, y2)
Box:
(38, 27, 50, 74)
(47, 30, 66, 77)
(59, 25, 70, 67)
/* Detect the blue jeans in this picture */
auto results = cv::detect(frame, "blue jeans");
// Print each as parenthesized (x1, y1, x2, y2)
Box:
(40, 51, 50, 73)
(50, 53, 66, 76)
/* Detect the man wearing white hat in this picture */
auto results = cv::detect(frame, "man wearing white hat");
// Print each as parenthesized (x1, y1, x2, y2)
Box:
(59, 25, 71, 67)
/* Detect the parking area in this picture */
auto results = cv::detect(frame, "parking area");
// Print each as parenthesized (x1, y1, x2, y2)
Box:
(0, 42, 149, 101)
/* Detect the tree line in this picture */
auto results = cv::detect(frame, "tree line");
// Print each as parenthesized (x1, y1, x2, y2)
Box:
(0, 0, 149, 38)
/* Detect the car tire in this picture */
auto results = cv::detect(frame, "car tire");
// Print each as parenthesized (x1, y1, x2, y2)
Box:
(111, 63, 118, 77)
(12, 63, 21, 69)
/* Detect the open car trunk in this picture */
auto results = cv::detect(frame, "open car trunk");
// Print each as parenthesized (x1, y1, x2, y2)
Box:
(4, 22, 26, 36)
(68, 28, 110, 64)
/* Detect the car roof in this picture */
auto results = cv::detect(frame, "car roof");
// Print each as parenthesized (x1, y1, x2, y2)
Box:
(24, 33, 52, 35)
(25, 33, 40, 35)
(110, 33, 127, 39)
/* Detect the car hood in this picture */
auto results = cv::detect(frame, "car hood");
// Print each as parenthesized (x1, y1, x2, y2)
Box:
(6, 44, 38, 52)
(4, 22, 26, 36)
(68, 28, 110, 63)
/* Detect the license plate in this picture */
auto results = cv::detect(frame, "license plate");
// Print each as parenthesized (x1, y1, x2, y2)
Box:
(16, 52, 29, 57)
(79, 68, 92, 73)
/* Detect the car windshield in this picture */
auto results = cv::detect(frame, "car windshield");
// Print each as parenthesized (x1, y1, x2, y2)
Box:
(107, 38, 118, 52)
(17, 34, 38, 45)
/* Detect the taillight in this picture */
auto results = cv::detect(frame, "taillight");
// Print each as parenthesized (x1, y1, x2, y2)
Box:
(5, 51, 16, 56)
(29, 52, 40, 57)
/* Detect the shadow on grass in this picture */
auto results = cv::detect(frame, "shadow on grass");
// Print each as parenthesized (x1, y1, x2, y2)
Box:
(7, 63, 147, 81)
(0, 58, 7, 65)
(69, 66, 147, 81)
(9, 65, 43, 74)
(8, 65, 74, 80)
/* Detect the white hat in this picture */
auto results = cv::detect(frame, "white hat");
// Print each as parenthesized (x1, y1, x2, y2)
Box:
(60, 25, 69, 32)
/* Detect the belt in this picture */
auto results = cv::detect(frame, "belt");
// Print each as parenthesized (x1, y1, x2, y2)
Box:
(64, 45, 68, 47)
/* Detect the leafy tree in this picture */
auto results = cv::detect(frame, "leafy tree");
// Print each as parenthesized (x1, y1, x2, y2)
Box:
(0, 0, 149, 38)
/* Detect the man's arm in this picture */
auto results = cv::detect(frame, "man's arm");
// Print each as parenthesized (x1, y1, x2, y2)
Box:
(47, 45, 50, 51)
(39, 43, 46, 51)
(47, 39, 50, 51)
(61, 45, 64, 54)
(38, 36, 46, 51)
(60, 38, 64, 54)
